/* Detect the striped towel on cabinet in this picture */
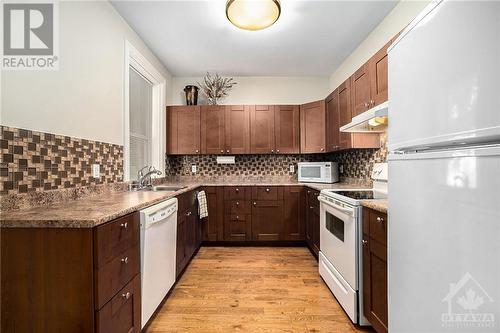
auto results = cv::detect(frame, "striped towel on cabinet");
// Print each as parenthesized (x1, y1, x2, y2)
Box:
(197, 190, 208, 219)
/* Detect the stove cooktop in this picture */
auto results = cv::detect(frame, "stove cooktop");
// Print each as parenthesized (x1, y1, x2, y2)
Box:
(320, 188, 387, 206)
(332, 191, 376, 200)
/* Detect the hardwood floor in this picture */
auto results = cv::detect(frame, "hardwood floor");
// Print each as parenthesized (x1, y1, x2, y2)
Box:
(146, 247, 374, 333)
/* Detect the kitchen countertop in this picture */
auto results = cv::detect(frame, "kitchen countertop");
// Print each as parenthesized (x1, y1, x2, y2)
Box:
(0, 181, 369, 228)
(359, 199, 388, 214)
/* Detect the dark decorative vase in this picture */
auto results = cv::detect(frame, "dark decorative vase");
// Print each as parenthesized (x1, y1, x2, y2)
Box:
(184, 85, 199, 105)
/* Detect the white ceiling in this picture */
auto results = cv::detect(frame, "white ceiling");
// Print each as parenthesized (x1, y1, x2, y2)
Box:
(112, 0, 398, 77)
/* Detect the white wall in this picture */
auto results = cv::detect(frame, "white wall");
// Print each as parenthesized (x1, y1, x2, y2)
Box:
(1, 1, 172, 145)
(171, 76, 330, 106)
(329, 0, 430, 90)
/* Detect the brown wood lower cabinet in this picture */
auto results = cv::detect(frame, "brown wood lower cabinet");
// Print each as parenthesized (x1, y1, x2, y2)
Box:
(96, 275, 141, 333)
(305, 189, 320, 256)
(283, 186, 306, 240)
(202, 186, 224, 241)
(251, 200, 284, 241)
(202, 186, 319, 247)
(176, 189, 201, 277)
(1, 212, 141, 333)
(363, 207, 388, 333)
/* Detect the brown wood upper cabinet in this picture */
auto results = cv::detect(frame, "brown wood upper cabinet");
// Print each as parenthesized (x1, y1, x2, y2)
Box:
(167, 106, 201, 154)
(200, 105, 250, 154)
(274, 105, 300, 154)
(225, 105, 251, 154)
(250, 105, 300, 154)
(201, 105, 226, 154)
(351, 64, 371, 117)
(351, 41, 390, 117)
(250, 105, 275, 154)
(338, 78, 381, 150)
(326, 89, 340, 152)
(300, 100, 326, 153)
(369, 40, 390, 108)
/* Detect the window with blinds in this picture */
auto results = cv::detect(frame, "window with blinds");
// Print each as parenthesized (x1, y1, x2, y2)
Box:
(129, 68, 153, 180)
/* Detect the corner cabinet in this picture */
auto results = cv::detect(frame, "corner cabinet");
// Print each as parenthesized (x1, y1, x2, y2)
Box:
(363, 207, 388, 333)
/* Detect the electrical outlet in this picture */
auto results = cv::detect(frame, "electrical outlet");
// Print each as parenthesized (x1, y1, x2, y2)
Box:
(92, 164, 100, 178)
(289, 164, 295, 173)
(339, 164, 344, 174)
(191, 164, 197, 174)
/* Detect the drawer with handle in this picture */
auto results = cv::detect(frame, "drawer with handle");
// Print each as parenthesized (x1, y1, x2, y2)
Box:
(96, 274, 141, 333)
(94, 212, 139, 268)
(252, 186, 282, 201)
(225, 200, 251, 215)
(95, 244, 140, 309)
(368, 210, 387, 245)
(224, 186, 251, 200)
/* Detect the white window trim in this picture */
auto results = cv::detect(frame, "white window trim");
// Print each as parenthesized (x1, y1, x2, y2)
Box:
(123, 40, 166, 181)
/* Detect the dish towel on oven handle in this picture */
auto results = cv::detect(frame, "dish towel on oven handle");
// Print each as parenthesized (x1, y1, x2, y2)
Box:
(197, 190, 208, 219)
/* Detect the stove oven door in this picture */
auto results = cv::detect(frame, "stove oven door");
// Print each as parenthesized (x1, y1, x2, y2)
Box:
(318, 196, 358, 289)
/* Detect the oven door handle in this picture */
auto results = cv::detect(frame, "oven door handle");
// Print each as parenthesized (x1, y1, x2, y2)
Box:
(318, 196, 355, 216)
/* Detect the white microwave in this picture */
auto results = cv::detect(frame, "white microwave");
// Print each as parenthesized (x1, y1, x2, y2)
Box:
(298, 162, 339, 184)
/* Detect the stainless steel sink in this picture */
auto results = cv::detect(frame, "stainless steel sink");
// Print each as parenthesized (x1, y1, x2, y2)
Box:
(145, 185, 187, 192)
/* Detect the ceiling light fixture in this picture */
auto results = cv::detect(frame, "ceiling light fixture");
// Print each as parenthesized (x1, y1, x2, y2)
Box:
(226, 0, 281, 31)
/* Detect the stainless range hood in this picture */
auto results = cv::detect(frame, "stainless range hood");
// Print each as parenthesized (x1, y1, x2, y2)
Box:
(340, 101, 388, 133)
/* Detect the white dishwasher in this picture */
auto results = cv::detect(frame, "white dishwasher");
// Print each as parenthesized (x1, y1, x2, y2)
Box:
(140, 198, 178, 328)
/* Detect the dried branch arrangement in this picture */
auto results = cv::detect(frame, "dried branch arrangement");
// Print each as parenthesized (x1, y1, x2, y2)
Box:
(198, 72, 237, 105)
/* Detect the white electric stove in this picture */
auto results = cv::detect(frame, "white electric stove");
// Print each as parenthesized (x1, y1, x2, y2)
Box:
(318, 163, 387, 326)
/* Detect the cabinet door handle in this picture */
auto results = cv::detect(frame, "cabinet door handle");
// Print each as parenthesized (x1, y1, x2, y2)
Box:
(309, 206, 314, 209)
(236, 201, 239, 206)
(220, 150, 224, 153)
(377, 217, 384, 223)
(120, 222, 128, 229)
(122, 292, 131, 300)
(235, 188, 239, 192)
(253, 202, 257, 206)
(370, 99, 375, 106)
(364, 102, 369, 108)
(195, 149, 199, 153)
(271, 149, 274, 153)
(186, 211, 192, 216)
(320, 148, 324, 152)
(276, 149, 280, 153)
(121, 257, 129, 264)
(362, 240, 368, 245)
(266, 188, 270, 192)
(226, 149, 230, 153)
(236, 216, 239, 220)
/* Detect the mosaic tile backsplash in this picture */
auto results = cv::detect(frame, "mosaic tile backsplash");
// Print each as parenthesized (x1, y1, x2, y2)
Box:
(166, 135, 388, 184)
(0, 126, 124, 195)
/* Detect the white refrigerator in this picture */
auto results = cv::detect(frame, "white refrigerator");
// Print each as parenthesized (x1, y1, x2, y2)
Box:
(387, 1, 500, 332)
